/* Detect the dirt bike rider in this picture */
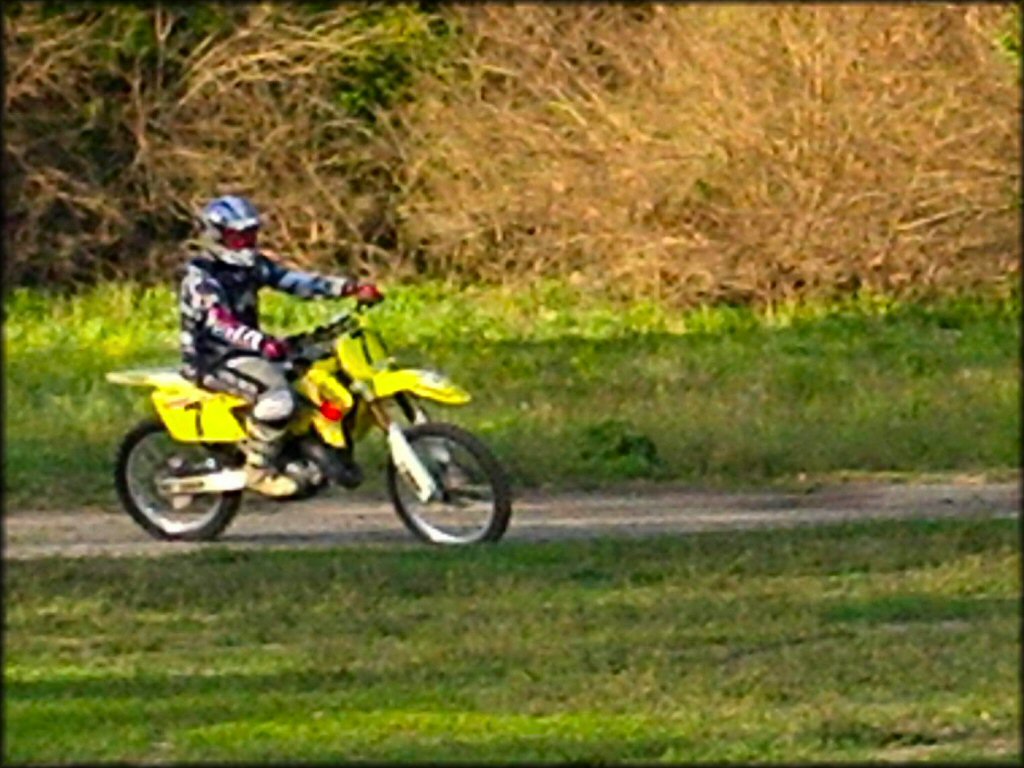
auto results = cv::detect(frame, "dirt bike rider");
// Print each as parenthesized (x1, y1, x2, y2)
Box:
(179, 194, 382, 497)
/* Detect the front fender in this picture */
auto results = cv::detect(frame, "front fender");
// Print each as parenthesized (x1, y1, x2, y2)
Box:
(371, 368, 470, 405)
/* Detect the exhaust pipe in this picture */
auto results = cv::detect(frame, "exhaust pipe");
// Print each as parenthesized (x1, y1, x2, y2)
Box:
(157, 469, 248, 495)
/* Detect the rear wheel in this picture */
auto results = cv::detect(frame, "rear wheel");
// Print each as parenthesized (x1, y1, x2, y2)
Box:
(387, 422, 512, 545)
(115, 419, 242, 541)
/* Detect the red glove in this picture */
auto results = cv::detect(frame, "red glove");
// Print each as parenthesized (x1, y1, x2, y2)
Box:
(343, 282, 384, 306)
(260, 336, 289, 361)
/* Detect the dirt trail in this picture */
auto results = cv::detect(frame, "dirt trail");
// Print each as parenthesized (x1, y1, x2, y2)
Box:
(4, 479, 1018, 560)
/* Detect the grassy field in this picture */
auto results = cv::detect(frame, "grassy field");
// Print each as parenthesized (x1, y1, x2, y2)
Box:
(4, 516, 1019, 763)
(3, 282, 1020, 509)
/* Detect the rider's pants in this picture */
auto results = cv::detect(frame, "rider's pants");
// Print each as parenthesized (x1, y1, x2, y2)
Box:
(201, 353, 296, 467)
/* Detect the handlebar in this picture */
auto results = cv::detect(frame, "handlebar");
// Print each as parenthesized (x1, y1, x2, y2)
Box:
(276, 294, 384, 380)
(279, 325, 339, 380)
(284, 311, 355, 350)
(280, 299, 378, 373)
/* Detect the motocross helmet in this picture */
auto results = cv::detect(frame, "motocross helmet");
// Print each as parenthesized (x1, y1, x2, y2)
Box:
(198, 195, 261, 268)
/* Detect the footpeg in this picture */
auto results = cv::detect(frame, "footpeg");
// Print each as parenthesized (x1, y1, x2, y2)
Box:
(298, 437, 363, 489)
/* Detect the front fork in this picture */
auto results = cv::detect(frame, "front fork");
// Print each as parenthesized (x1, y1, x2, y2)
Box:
(396, 393, 430, 426)
(367, 400, 439, 503)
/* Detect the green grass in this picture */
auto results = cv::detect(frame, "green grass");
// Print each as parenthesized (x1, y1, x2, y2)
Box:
(3, 281, 1020, 508)
(4, 516, 1019, 762)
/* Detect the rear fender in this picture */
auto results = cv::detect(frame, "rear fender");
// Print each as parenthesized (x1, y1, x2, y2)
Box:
(106, 369, 249, 442)
(106, 368, 191, 388)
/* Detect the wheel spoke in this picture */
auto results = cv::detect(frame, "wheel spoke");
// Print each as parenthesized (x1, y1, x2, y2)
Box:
(446, 485, 491, 502)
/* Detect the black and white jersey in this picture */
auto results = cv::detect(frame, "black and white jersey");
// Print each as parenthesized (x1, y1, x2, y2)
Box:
(179, 253, 349, 380)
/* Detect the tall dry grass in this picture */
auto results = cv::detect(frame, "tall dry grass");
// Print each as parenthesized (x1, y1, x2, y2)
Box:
(4, 4, 427, 285)
(4, 3, 1020, 305)
(397, 4, 1021, 304)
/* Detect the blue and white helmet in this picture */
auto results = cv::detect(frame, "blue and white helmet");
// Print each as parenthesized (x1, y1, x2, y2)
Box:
(198, 195, 261, 267)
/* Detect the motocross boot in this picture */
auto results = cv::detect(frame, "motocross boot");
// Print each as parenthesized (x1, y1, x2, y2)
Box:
(241, 418, 299, 497)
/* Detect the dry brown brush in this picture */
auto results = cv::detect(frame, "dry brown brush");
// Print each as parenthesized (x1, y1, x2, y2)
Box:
(4, 3, 1020, 306)
(4, 4, 434, 286)
(397, 4, 1021, 305)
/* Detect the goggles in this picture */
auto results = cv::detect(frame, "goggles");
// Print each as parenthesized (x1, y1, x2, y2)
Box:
(221, 226, 258, 250)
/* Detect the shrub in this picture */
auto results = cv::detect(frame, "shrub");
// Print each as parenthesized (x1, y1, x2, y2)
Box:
(3, 3, 452, 287)
(395, 4, 1021, 305)
(578, 419, 663, 479)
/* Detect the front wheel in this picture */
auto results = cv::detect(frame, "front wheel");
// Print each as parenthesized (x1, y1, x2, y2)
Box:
(387, 422, 512, 545)
(115, 419, 242, 541)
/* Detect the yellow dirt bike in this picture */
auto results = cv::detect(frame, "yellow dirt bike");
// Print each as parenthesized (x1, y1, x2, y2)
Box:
(106, 302, 512, 545)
